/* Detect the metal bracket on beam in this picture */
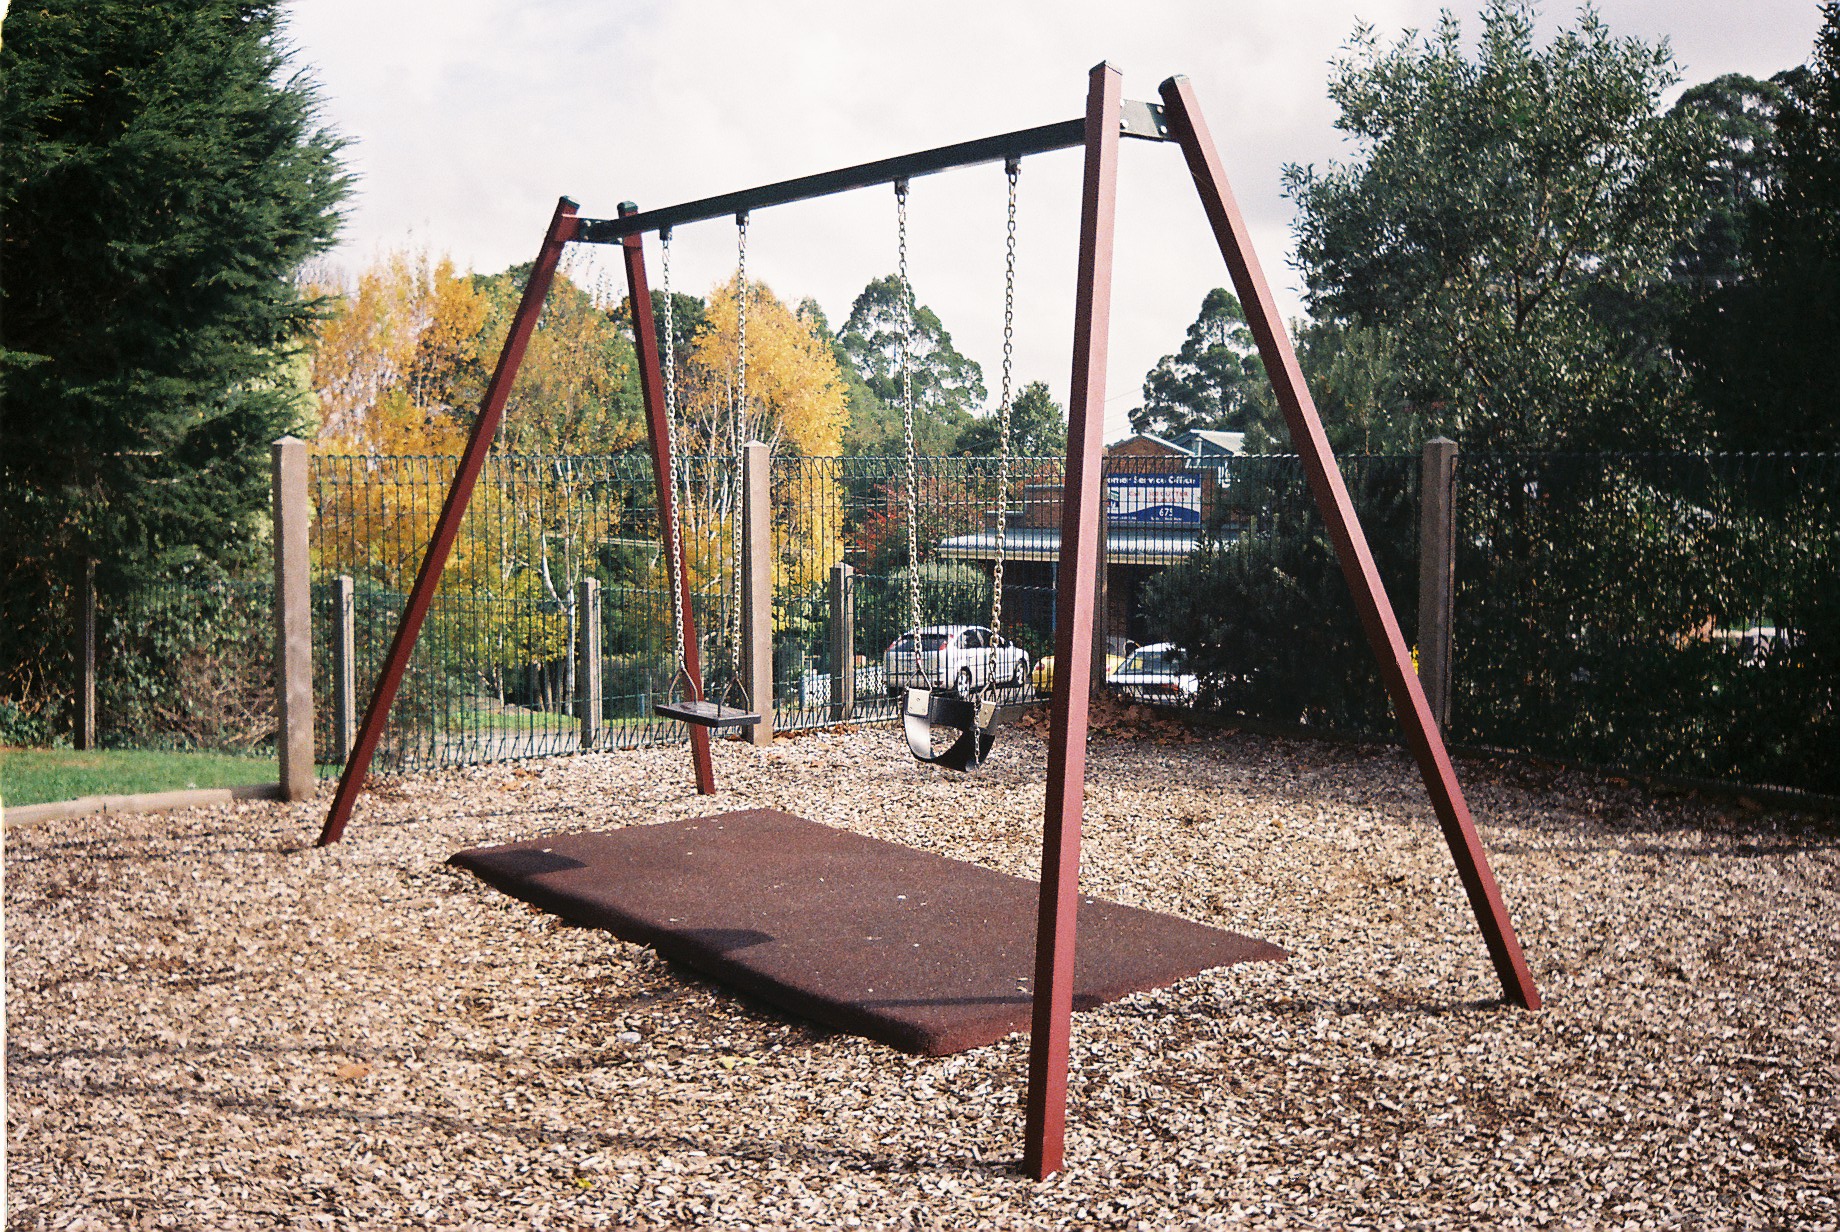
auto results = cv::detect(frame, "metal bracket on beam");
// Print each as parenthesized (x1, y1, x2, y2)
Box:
(1119, 100, 1172, 142)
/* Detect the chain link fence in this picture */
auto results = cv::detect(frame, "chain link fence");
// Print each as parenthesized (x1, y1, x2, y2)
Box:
(42, 446, 1817, 795)
(309, 452, 740, 775)
(1451, 452, 1839, 791)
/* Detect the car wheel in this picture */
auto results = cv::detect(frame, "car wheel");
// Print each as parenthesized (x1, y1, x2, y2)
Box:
(955, 667, 973, 698)
(1011, 657, 1028, 688)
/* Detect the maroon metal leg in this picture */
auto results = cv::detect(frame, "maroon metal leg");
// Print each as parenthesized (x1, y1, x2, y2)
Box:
(1022, 61, 1122, 1181)
(1158, 77, 1540, 1010)
(619, 205, 716, 795)
(318, 198, 582, 846)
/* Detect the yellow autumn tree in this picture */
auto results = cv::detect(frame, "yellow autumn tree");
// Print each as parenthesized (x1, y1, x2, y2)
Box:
(306, 249, 486, 454)
(471, 257, 647, 456)
(304, 250, 493, 615)
(451, 259, 653, 701)
(680, 275, 847, 458)
(303, 251, 584, 708)
(674, 276, 848, 639)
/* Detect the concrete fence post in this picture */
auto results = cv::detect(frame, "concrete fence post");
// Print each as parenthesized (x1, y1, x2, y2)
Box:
(272, 437, 314, 801)
(75, 558, 97, 751)
(1417, 436, 1459, 730)
(332, 575, 356, 762)
(829, 562, 854, 722)
(577, 577, 602, 750)
(741, 440, 774, 746)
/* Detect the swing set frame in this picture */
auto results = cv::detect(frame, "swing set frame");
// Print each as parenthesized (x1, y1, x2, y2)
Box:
(318, 63, 1540, 1179)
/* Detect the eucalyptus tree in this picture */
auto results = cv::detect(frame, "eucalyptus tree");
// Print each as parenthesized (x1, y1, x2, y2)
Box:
(838, 275, 985, 455)
(1285, 0, 1711, 450)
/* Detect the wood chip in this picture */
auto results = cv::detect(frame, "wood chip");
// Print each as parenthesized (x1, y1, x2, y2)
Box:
(6, 724, 1835, 1227)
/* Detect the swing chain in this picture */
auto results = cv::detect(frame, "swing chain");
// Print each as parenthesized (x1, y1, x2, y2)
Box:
(895, 180, 926, 680)
(728, 212, 749, 692)
(736, 212, 750, 445)
(660, 229, 690, 688)
(989, 158, 1019, 663)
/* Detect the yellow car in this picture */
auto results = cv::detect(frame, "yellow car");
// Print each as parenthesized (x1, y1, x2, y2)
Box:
(1030, 642, 1133, 694)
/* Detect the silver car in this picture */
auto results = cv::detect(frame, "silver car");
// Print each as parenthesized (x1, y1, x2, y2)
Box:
(1106, 642, 1199, 703)
(883, 624, 1031, 697)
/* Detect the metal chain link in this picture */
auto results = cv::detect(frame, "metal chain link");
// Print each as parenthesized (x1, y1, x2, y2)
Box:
(990, 158, 1019, 654)
(980, 161, 1022, 690)
(660, 230, 689, 687)
(729, 213, 749, 685)
(895, 181, 926, 684)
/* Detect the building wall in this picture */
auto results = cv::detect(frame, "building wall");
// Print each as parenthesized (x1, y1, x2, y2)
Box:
(1018, 436, 1220, 529)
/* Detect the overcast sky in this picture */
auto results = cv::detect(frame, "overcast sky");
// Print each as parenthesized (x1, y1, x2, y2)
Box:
(280, 0, 1825, 443)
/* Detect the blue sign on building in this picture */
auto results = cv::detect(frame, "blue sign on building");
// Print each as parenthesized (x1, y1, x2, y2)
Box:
(1106, 471, 1203, 526)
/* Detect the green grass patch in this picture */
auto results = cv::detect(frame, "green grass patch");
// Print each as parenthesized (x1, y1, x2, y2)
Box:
(0, 747, 277, 809)
(459, 707, 580, 734)
(458, 702, 668, 733)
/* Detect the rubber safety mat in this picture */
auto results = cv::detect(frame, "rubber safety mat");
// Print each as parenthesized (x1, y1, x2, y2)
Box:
(451, 808, 1286, 1056)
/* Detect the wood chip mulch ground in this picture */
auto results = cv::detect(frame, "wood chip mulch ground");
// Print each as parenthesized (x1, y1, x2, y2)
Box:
(5, 722, 1837, 1230)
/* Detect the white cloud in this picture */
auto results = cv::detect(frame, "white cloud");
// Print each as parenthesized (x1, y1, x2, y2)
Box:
(282, 0, 1825, 441)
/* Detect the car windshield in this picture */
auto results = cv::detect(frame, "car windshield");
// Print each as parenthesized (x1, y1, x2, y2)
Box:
(894, 633, 951, 652)
(1122, 649, 1178, 674)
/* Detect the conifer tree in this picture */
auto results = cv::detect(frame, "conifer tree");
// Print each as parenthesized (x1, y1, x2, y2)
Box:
(0, 0, 348, 731)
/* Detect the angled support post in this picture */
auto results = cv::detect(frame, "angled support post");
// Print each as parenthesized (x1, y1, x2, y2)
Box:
(1158, 76, 1539, 1009)
(619, 203, 716, 793)
(1024, 60, 1122, 1182)
(318, 196, 581, 844)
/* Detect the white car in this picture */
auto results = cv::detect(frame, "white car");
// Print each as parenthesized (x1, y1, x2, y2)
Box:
(1106, 642, 1199, 704)
(883, 625, 1031, 697)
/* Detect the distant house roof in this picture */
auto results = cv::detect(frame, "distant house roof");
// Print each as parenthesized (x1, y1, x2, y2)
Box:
(934, 525, 1229, 567)
(1174, 429, 1246, 456)
(1106, 432, 1192, 458)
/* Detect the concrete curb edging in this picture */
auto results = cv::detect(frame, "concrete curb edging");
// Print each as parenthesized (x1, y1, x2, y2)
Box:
(2, 782, 285, 831)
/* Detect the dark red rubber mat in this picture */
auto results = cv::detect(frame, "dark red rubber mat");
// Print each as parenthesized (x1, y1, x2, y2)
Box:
(450, 809, 1286, 1056)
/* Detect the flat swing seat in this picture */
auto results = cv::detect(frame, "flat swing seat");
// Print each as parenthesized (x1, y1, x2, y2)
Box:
(654, 698, 762, 729)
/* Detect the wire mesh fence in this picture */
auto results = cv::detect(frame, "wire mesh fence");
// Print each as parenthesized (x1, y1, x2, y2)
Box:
(1139, 451, 1421, 734)
(50, 446, 1840, 799)
(309, 452, 740, 775)
(285, 446, 1839, 794)
(767, 454, 1067, 731)
(1450, 451, 1840, 792)
(94, 577, 278, 757)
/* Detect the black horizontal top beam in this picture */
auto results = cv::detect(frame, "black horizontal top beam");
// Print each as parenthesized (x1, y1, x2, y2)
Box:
(576, 101, 1171, 244)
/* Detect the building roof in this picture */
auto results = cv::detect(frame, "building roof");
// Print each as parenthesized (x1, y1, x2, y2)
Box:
(1106, 431, 1190, 456)
(933, 526, 1216, 566)
(1176, 429, 1246, 456)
